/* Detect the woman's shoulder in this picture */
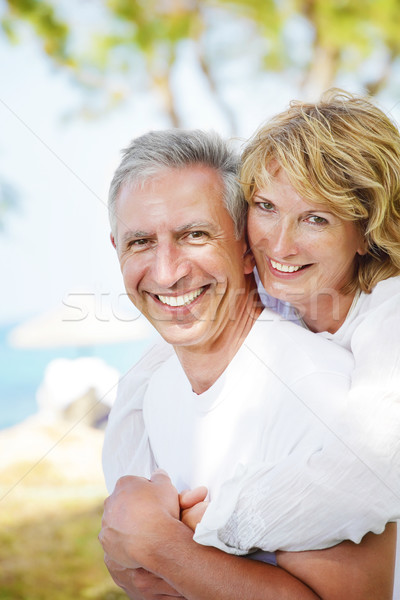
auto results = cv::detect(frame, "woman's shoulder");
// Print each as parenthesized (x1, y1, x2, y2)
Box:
(358, 274, 400, 313)
(315, 275, 400, 349)
(341, 275, 400, 349)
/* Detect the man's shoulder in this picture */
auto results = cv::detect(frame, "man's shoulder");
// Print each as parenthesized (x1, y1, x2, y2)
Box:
(102, 340, 170, 493)
(113, 339, 174, 411)
(119, 339, 174, 389)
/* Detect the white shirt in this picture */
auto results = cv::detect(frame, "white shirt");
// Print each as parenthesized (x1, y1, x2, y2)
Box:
(142, 310, 353, 504)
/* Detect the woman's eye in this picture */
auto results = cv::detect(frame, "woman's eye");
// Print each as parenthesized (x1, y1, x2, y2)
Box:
(255, 200, 274, 211)
(307, 215, 328, 225)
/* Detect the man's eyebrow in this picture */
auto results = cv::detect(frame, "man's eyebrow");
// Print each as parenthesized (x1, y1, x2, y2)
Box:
(121, 230, 151, 244)
(174, 221, 217, 234)
(120, 221, 218, 245)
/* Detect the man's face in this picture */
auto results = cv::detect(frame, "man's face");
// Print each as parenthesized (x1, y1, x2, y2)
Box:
(112, 166, 253, 349)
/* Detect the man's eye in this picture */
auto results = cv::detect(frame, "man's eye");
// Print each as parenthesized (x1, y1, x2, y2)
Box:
(188, 231, 207, 240)
(128, 239, 150, 250)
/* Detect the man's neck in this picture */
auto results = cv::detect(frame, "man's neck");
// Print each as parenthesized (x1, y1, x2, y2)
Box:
(173, 281, 262, 395)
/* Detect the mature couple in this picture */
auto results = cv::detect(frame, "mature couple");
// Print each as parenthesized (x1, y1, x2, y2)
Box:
(99, 90, 400, 599)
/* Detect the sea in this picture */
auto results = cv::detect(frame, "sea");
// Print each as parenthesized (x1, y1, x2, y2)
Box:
(0, 321, 152, 431)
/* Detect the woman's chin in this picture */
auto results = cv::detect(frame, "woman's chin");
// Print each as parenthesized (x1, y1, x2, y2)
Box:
(261, 278, 306, 305)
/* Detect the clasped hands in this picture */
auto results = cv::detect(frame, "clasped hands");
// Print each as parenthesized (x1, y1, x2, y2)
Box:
(99, 470, 208, 598)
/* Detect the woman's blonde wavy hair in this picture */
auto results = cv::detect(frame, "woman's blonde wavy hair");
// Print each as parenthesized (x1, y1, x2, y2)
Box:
(241, 89, 400, 294)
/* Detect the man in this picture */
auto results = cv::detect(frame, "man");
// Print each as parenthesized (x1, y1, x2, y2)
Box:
(99, 130, 396, 599)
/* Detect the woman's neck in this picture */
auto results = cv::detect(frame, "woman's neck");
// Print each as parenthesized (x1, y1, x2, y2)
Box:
(296, 290, 358, 334)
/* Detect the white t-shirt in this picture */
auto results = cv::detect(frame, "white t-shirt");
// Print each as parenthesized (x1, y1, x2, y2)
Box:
(142, 309, 353, 503)
(103, 307, 354, 494)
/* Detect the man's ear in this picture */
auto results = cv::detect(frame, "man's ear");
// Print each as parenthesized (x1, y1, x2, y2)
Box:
(243, 246, 256, 274)
(110, 232, 117, 250)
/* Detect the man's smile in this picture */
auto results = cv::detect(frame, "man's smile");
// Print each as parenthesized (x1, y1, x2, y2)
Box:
(155, 286, 205, 307)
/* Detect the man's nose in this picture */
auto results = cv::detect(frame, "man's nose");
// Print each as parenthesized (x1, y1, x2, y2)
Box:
(151, 243, 191, 289)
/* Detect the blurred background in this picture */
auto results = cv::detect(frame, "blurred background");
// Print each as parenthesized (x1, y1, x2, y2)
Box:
(1, 0, 400, 598)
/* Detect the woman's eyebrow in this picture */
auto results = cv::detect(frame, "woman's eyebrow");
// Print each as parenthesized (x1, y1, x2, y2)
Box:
(253, 192, 272, 200)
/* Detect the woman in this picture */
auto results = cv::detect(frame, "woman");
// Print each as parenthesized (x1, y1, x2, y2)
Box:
(190, 90, 400, 596)
(244, 89, 400, 335)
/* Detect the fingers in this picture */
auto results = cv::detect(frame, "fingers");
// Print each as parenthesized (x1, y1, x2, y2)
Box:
(181, 500, 208, 531)
(111, 475, 149, 498)
(150, 468, 174, 487)
(111, 471, 174, 495)
(104, 553, 120, 571)
(179, 486, 208, 510)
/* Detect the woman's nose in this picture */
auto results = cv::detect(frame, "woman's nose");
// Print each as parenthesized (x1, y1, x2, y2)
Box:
(268, 221, 299, 258)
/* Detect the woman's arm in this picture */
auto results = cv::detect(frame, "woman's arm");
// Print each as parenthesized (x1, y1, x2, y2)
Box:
(100, 473, 396, 600)
(100, 472, 320, 600)
(182, 492, 397, 600)
(277, 523, 397, 600)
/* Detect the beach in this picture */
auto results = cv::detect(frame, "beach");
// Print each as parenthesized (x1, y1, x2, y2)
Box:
(0, 317, 155, 598)
(0, 414, 126, 599)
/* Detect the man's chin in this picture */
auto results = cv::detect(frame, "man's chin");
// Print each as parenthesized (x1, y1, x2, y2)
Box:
(154, 322, 212, 349)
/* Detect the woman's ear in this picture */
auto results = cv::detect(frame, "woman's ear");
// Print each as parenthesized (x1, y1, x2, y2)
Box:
(357, 236, 369, 256)
(355, 224, 369, 256)
(110, 232, 117, 249)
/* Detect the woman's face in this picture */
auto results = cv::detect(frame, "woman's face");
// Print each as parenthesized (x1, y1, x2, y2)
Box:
(247, 168, 367, 314)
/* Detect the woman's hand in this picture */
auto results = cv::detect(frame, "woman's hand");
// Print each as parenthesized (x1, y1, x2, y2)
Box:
(179, 486, 208, 531)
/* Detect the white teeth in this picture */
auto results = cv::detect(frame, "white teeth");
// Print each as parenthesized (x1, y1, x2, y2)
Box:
(158, 287, 204, 307)
(271, 259, 302, 273)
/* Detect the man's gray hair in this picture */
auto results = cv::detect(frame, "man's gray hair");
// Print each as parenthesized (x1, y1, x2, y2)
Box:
(108, 129, 247, 238)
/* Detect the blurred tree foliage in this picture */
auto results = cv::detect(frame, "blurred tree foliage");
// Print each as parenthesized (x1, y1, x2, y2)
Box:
(2, 0, 400, 131)
(1, 0, 70, 60)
